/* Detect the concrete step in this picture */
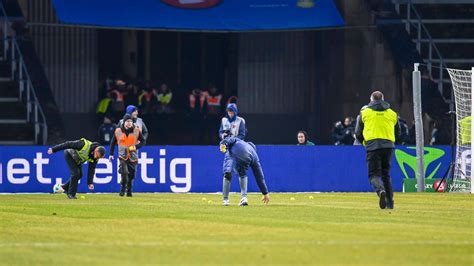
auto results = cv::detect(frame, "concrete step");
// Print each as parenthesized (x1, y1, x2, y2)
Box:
(0, 84, 19, 98)
(0, 97, 19, 102)
(0, 119, 28, 124)
(0, 101, 26, 119)
(0, 122, 34, 141)
(0, 140, 35, 145)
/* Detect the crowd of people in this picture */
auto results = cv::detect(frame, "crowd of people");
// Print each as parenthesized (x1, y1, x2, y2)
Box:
(96, 78, 444, 147)
(95, 78, 238, 145)
(328, 115, 413, 146)
(96, 79, 175, 122)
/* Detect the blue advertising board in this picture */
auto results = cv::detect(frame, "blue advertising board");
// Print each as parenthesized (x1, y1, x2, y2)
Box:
(51, 0, 344, 31)
(0, 145, 452, 193)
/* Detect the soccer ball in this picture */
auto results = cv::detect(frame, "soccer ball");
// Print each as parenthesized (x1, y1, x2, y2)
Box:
(53, 183, 64, 193)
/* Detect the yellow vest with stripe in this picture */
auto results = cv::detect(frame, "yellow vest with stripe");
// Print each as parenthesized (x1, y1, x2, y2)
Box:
(96, 98, 112, 114)
(75, 138, 95, 163)
(460, 115, 471, 145)
(361, 107, 397, 143)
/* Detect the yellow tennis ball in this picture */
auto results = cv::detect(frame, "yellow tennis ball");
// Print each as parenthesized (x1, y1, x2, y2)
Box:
(80, 195, 85, 199)
(290, 197, 295, 201)
(201, 197, 207, 201)
(309, 195, 314, 199)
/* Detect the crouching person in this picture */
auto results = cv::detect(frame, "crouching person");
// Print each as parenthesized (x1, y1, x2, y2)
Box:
(219, 136, 270, 205)
(109, 114, 145, 197)
(47, 138, 106, 199)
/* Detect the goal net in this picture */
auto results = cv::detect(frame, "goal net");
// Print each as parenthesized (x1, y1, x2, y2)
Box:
(447, 67, 474, 193)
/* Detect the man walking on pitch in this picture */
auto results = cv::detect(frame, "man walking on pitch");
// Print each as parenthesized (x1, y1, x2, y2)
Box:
(218, 103, 248, 206)
(219, 136, 270, 205)
(109, 114, 146, 197)
(47, 139, 106, 199)
(355, 91, 400, 209)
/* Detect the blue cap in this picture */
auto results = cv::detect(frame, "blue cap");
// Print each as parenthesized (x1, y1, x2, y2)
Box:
(126, 105, 137, 114)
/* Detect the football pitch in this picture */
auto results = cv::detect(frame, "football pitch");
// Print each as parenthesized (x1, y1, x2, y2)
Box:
(0, 193, 472, 265)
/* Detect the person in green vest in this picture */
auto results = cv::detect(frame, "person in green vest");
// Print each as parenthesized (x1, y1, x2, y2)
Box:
(460, 115, 471, 145)
(355, 91, 400, 209)
(47, 139, 106, 199)
(296, 130, 315, 145)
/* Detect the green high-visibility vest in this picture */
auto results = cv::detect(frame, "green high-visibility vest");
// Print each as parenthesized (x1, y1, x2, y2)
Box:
(96, 98, 112, 114)
(76, 138, 94, 163)
(460, 116, 471, 145)
(361, 107, 397, 143)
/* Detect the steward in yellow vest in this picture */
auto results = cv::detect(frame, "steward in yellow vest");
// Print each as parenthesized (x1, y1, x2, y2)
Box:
(48, 138, 106, 199)
(355, 91, 400, 210)
(109, 113, 145, 197)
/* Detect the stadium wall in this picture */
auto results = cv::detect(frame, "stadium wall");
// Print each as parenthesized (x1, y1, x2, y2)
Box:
(0, 146, 452, 193)
(18, 0, 99, 113)
(238, 0, 414, 145)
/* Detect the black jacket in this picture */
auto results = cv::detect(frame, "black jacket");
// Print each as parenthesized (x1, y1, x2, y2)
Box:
(51, 139, 100, 185)
(355, 100, 401, 151)
(109, 125, 145, 157)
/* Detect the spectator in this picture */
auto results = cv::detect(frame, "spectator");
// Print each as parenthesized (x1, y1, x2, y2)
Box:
(98, 116, 116, 145)
(96, 92, 114, 122)
(227, 95, 238, 105)
(430, 120, 442, 145)
(138, 84, 157, 116)
(189, 89, 207, 114)
(109, 80, 127, 118)
(332, 117, 355, 145)
(206, 84, 223, 143)
(206, 84, 223, 115)
(156, 83, 173, 114)
(188, 89, 207, 144)
(123, 81, 139, 107)
(297, 130, 315, 145)
(396, 117, 410, 145)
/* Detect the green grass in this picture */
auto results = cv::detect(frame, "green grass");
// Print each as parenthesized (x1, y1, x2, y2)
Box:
(0, 193, 472, 265)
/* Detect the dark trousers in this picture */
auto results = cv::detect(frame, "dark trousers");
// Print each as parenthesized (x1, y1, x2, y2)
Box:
(366, 148, 394, 202)
(119, 159, 137, 192)
(62, 152, 83, 196)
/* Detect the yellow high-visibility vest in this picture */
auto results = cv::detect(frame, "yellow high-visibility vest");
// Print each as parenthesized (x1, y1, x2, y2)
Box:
(460, 116, 471, 145)
(361, 107, 397, 143)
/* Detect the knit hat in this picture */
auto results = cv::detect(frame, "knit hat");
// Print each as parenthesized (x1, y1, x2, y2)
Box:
(123, 114, 133, 122)
(126, 105, 137, 114)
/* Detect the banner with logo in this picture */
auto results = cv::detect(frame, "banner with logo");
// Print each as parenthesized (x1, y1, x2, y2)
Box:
(0, 145, 452, 193)
(51, 0, 344, 31)
(403, 178, 447, 192)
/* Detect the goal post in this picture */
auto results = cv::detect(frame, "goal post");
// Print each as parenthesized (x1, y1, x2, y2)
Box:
(446, 67, 473, 193)
(413, 63, 425, 192)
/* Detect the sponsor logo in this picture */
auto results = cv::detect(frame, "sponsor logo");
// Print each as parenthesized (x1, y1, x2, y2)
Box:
(433, 179, 446, 192)
(297, 0, 315, 8)
(395, 147, 445, 179)
(161, 0, 221, 9)
(2, 149, 192, 192)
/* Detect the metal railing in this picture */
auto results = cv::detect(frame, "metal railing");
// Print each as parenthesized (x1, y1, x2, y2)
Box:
(394, 1, 449, 103)
(0, 3, 48, 144)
